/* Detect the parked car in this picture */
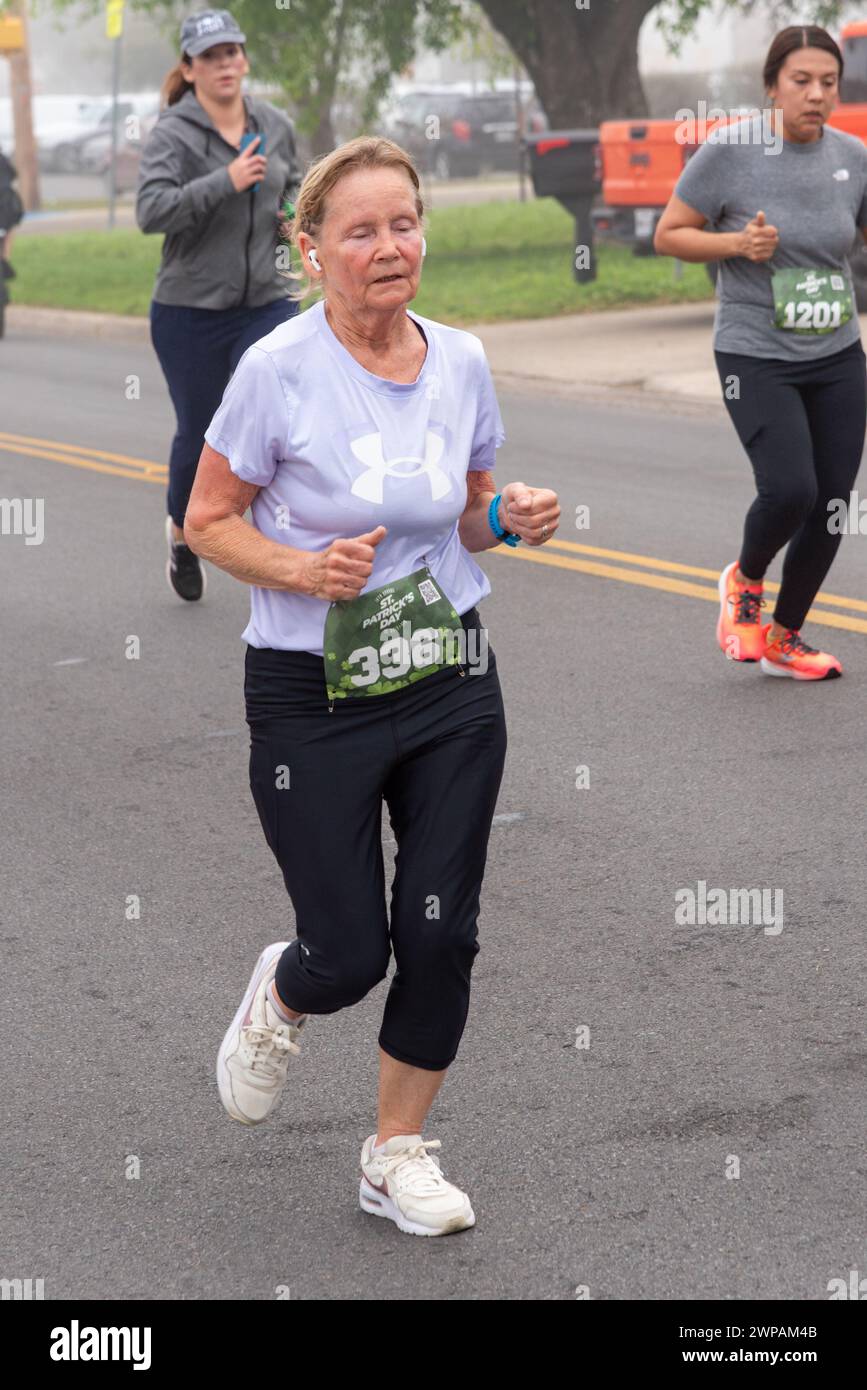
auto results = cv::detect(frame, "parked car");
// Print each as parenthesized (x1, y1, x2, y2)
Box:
(34, 96, 112, 172)
(72, 97, 160, 178)
(33, 92, 159, 174)
(382, 85, 547, 179)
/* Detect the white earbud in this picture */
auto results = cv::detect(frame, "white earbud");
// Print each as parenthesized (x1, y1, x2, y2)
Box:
(308, 249, 321, 271)
(421, 237, 427, 258)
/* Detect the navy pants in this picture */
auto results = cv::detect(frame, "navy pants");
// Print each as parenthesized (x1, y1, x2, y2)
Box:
(715, 338, 866, 631)
(244, 609, 508, 1072)
(150, 297, 298, 527)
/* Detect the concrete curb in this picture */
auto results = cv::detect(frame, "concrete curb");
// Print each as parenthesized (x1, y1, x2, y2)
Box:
(490, 370, 727, 417)
(7, 304, 151, 342)
(5, 300, 727, 406)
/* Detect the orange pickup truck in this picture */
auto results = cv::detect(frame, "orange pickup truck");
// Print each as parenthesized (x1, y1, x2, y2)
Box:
(525, 20, 867, 301)
(594, 20, 867, 303)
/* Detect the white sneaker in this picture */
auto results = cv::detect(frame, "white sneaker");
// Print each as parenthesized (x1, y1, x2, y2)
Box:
(359, 1133, 475, 1236)
(216, 941, 306, 1125)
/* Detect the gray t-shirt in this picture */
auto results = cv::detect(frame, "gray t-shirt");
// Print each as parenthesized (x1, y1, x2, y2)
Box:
(674, 115, 867, 360)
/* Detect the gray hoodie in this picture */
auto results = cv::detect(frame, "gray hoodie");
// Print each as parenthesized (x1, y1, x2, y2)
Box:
(136, 90, 303, 311)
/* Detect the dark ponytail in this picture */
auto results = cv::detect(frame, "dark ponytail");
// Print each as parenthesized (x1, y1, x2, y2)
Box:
(161, 55, 194, 109)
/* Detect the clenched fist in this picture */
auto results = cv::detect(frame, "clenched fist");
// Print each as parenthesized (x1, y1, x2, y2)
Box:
(499, 481, 560, 546)
(739, 209, 779, 263)
(303, 525, 387, 600)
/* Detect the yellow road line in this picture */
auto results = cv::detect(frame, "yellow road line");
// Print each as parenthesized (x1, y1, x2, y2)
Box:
(0, 431, 167, 475)
(544, 537, 867, 614)
(1, 440, 165, 484)
(3, 430, 866, 632)
(500, 544, 867, 635)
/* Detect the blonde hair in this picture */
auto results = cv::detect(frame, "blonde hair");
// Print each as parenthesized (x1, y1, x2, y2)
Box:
(283, 136, 425, 302)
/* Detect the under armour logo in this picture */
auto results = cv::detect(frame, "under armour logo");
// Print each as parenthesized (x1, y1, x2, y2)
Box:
(833, 168, 850, 181)
(349, 431, 452, 504)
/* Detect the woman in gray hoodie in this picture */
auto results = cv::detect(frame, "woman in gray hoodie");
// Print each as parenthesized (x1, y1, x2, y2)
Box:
(136, 8, 303, 601)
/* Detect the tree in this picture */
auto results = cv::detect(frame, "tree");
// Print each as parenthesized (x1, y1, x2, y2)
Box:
(474, 0, 853, 129)
(43, 0, 469, 153)
(229, 0, 467, 152)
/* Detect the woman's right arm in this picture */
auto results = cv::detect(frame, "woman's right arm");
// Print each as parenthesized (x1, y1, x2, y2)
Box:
(653, 194, 747, 262)
(654, 194, 778, 265)
(184, 443, 383, 599)
(184, 443, 313, 591)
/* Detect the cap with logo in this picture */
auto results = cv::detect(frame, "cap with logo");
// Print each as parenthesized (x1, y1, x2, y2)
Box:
(180, 9, 246, 58)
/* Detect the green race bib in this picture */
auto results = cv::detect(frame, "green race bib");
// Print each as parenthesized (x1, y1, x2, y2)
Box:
(323, 564, 465, 703)
(772, 266, 853, 335)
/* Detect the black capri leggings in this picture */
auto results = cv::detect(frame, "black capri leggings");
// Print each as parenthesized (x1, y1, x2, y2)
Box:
(244, 607, 508, 1073)
(714, 338, 867, 632)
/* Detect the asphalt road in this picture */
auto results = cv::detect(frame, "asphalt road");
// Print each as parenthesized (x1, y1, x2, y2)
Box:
(1, 325, 865, 1301)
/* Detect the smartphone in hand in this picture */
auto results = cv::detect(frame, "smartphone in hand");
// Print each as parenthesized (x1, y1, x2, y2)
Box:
(239, 131, 265, 189)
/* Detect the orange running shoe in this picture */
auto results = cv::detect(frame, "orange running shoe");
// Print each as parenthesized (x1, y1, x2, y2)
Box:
(717, 560, 765, 662)
(760, 626, 842, 680)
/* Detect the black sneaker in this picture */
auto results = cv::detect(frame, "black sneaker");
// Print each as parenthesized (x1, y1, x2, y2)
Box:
(165, 515, 206, 602)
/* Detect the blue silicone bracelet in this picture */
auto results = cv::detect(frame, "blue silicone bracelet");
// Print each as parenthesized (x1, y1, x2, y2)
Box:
(488, 493, 520, 547)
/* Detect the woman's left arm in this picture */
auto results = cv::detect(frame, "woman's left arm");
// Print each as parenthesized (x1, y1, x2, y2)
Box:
(458, 470, 561, 553)
(284, 116, 303, 202)
(276, 114, 303, 239)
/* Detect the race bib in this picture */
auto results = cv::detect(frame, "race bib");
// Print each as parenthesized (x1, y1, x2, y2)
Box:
(323, 565, 465, 703)
(772, 267, 853, 335)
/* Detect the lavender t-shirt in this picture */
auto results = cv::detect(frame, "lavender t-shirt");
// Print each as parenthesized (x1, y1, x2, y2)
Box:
(204, 299, 506, 654)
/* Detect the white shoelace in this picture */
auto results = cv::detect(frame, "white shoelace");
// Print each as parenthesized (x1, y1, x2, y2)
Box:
(376, 1140, 447, 1195)
(240, 1023, 300, 1079)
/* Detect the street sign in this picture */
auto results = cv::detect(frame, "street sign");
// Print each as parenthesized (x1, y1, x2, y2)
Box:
(0, 16, 25, 53)
(106, 0, 124, 41)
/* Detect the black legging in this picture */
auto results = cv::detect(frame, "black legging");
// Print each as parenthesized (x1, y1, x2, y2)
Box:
(150, 298, 297, 528)
(243, 608, 508, 1073)
(714, 338, 866, 632)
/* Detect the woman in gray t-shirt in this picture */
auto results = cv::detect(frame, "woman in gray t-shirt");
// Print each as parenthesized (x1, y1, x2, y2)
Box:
(655, 24, 867, 681)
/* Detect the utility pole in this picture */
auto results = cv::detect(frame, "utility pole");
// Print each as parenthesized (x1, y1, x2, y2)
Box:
(106, 0, 124, 229)
(514, 60, 526, 203)
(4, 0, 40, 211)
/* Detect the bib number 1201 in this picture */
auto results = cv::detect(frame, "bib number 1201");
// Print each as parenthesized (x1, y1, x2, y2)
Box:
(781, 300, 844, 331)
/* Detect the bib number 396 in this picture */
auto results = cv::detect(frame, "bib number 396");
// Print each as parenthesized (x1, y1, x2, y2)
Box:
(322, 564, 465, 703)
(348, 628, 446, 686)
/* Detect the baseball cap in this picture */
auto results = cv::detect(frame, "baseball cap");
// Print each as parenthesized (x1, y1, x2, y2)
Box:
(180, 9, 246, 58)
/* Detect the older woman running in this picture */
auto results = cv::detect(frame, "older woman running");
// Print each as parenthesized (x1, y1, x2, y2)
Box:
(184, 137, 560, 1237)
